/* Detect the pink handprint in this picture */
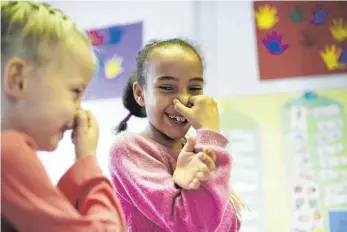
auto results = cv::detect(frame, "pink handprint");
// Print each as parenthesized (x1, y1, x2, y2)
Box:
(262, 31, 289, 55)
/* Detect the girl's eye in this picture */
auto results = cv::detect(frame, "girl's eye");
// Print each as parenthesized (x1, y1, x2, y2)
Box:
(159, 86, 174, 91)
(72, 89, 82, 98)
(190, 87, 203, 92)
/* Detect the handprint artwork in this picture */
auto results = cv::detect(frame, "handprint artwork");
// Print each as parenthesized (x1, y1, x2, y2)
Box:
(255, 4, 279, 30)
(92, 48, 103, 77)
(310, 7, 328, 25)
(83, 22, 142, 100)
(88, 30, 104, 46)
(320, 45, 346, 71)
(254, 1, 347, 80)
(104, 56, 124, 79)
(289, 7, 304, 24)
(339, 46, 347, 64)
(330, 18, 347, 42)
(262, 32, 289, 55)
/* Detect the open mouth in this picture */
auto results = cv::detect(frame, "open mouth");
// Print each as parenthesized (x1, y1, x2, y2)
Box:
(165, 113, 188, 125)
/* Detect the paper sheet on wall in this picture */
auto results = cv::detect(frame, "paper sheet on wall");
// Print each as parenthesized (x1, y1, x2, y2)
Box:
(84, 22, 142, 100)
(218, 87, 347, 232)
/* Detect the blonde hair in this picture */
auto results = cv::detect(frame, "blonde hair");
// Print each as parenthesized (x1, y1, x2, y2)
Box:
(1, 1, 91, 68)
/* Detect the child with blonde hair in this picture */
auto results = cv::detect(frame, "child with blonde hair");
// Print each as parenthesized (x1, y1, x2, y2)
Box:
(1, 1, 126, 231)
(110, 39, 243, 231)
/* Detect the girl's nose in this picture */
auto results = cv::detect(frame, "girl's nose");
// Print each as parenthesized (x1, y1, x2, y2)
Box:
(177, 94, 190, 107)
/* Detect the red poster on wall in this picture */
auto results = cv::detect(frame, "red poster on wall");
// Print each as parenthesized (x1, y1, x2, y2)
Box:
(253, 1, 347, 80)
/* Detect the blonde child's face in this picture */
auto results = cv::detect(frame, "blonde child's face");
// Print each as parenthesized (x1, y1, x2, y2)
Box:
(3, 47, 95, 151)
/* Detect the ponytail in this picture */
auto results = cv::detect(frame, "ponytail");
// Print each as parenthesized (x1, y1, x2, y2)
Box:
(115, 72, 146, 134)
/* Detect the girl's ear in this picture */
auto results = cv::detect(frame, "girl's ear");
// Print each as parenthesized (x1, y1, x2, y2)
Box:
(133, 81, 145, 107)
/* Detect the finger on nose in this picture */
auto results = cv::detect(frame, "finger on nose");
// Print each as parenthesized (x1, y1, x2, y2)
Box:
(177, 95, 191, 107)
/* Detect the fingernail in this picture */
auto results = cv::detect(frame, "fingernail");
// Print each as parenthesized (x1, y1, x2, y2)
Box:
(173, 99, 179, 104)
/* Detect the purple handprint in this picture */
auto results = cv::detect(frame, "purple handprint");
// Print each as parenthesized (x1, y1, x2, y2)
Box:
(311, 7, 328, 25)
(262, 31, 289, 55)
(339, 46, 347, 64)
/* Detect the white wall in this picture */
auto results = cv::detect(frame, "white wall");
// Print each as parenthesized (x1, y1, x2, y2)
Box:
(40, 0, 347, 184)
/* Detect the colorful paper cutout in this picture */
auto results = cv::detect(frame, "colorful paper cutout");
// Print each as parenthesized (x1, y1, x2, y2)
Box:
(262, 31, 289, 55)
(104, 55, 123, 79)
(83, 22, 142, 100)
(320, 45, 346, 71)
(289, 7, 304, 24)
(311, 7, 328, 25)
(339, 46, 347, 64)
(330, 18, 347, 42)
(254, 1, 347, 80)
(255, 4, 279, 30)
(88, 30, 104, 46)
(107, 26, 122, 45)
(92, 47, 103, 77)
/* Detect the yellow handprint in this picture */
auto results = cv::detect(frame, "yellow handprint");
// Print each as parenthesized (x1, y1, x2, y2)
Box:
(104, 56, 123, 79)
(255, 4, 279, 30)
(320, 45, 346, 71)
(330, 18, 347, 42)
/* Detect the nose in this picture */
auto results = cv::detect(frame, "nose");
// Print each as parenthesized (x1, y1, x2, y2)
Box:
(177, 93, 190, 107)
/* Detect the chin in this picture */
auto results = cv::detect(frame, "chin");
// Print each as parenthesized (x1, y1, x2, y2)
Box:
(36, 136, 61, 152)
(163, 127, 190, 141)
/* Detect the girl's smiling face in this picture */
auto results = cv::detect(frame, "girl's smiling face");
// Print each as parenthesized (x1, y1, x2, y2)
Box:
(133, 45, 204, 148)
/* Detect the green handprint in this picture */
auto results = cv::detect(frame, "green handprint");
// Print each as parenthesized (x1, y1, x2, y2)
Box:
(289, 7, 304, 24)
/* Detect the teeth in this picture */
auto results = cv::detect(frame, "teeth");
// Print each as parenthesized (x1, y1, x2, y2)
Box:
(169, 115, 186, 122)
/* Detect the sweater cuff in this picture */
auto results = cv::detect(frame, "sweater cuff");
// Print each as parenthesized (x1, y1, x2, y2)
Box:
(57, 155, 104, 205)
(196, 128, 229, 148)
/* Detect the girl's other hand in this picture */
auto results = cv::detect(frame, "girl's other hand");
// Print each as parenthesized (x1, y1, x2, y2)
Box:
(173, 137, 216, 190)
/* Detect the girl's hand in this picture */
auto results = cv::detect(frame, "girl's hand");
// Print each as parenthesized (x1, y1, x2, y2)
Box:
(173, 137, 216, 190)
(173, 96, 220, 132)
(71, 110, 99, 160)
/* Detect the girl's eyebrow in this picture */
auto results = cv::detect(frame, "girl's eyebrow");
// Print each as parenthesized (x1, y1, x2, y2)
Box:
(189, 77, 204, 83)
(156, 76, 177, 81)
(156, 76, 205, 83)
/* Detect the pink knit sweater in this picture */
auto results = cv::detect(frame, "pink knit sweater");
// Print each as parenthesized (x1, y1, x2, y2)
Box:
(109, 129, 240, 232)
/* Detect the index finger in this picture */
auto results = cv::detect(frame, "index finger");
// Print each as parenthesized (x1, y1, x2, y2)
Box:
(85, 110, 98, 129)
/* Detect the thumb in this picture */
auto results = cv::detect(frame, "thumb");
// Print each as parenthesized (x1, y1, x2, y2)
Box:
(173, 99, 192, 119)
(182, 136, 196, 153)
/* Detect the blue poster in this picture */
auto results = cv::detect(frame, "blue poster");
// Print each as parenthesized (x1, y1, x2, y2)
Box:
(329, 210, 347, 232)
(83, 22, 143, 100)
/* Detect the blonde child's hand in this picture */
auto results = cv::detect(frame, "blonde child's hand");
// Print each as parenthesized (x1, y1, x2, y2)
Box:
(71, 110, 99, 160)
(173, 137, 216, 190)
(173, 96, 220, 132)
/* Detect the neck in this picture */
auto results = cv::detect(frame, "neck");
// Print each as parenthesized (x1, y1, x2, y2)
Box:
(143, 123, 183, 150)
(1, 100, 17, 132)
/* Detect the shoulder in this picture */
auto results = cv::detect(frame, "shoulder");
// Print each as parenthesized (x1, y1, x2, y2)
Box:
(110, 132, 143, 155)
(109, 132, 168, 170)
(1, 130, 36, 157)
(109, 132, 145, 165)
(1, 130, 42, 179)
